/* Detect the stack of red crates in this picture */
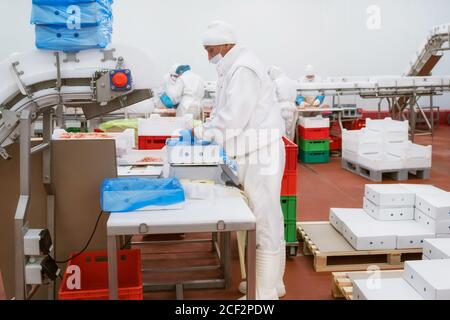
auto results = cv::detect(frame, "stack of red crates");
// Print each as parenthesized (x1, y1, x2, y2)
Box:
(281, 136, 298, 197)
(281, 137, 298, 243)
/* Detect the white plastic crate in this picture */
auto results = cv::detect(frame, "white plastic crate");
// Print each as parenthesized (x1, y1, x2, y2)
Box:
(404, 260, 450, 300)
(329, 208, 368, 234)
(366, 118, 409, 143)
(342, 128, 383, 154)
(415, 193, 450, 221)
(423, 239, 450, 260)
(386, 142, 432, 169)
(358, 153, 403, 171)
(363, 197, 414, 221)
(138, 114, 193, 136)
(353, 277, 424, 300)
(166, 144, 222, 165)
(341, 149, 359, 164)
(415, 208, 450, 234)
(298, 115, 329, 129)
(364, 184, 415, 208)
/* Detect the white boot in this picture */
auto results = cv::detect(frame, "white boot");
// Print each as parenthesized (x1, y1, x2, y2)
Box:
(239, 243, 286, 298)
(239, 248, 280, 300)
(276, 241, 286, 298)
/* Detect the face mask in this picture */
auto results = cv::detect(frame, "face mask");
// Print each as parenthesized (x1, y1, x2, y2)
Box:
(209, 53, 223, 65)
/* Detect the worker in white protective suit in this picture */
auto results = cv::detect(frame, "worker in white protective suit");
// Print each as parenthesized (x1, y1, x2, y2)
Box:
(268, 66, 299, 142)
(194, 21, 287, 300)
(159, 64, 205, 119)
(296, 64, 326, 108)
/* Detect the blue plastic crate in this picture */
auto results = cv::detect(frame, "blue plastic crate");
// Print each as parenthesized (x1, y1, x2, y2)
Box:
(35, 22, 112, 51)
(100, 178, 186, 213)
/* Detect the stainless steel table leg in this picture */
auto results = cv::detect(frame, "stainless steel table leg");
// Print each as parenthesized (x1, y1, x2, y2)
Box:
(246, 230, 256, 300)
(107, 235, 119, 300)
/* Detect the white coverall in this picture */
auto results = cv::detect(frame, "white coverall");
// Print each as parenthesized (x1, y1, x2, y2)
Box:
(270, 70, 298, 142)
(165, 70, 205, 119)
(195, 45, 286, 300)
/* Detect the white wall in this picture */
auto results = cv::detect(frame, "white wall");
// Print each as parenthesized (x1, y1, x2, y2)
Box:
(1, 0, 450, 108)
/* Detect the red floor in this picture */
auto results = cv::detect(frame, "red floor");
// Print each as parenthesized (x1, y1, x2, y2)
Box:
(140, 125, 450, 300)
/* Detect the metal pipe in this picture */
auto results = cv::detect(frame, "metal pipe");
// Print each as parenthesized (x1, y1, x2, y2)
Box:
(30, 142, 49, 155)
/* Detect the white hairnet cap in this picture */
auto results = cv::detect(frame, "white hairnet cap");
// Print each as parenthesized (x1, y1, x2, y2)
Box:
(171, 63, 181, 74)
(305, 64, 315, 76)
(268, 65, 283, 81)
(202, 20, 238, 46)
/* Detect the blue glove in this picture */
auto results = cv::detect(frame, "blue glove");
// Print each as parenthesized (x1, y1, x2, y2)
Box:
(179, 129, 194, 145)
(160, 93, 177, 109)
(315, 95, 325, 104)
(295, 95, 305, 106)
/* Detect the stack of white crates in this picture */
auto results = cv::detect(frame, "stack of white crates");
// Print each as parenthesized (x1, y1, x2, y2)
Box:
(329, 184, 448, 250)
(342, 118, 432, 179)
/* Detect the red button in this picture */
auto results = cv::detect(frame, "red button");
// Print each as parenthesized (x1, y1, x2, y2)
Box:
(111, 72, 129, 88)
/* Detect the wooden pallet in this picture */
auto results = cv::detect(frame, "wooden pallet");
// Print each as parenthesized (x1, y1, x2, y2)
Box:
(297, 222, 422, 272)
(331, 270, 404, 300)
(341, 158, 430, 182)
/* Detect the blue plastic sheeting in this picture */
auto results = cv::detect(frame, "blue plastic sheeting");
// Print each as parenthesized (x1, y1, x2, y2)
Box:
(101, 178, 186, 213)
(35, 22, 112, 51)
(32, 0, 113, 5)
(31, 2, 112, 26)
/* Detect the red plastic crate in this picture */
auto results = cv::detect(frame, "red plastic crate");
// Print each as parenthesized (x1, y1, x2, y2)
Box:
(282, 136, 298, 173)
(58, 249, 143, 300)
(298, 126, 330, 140)
(138, 135, 172, 150)
(329, 135, 342, 152)
(281, 171, 297, 196)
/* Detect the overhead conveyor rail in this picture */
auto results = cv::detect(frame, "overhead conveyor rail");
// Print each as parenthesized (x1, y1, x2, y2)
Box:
(404, 23, 450, 77)
(0, 44, 158, 299)
(296, 23, 450, 140)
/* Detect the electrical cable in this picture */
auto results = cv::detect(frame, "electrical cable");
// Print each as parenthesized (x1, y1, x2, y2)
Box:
(49, 210, 104, 264)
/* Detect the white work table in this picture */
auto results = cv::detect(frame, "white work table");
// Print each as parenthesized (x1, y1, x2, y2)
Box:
(107, 197, 257, 300)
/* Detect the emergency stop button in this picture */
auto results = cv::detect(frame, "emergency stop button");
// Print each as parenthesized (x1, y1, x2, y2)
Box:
(109, 69, 133, 91)
(111, 72, 128, 88)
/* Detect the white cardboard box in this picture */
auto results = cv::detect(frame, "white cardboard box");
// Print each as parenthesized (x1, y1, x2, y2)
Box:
(423, 239, 450, 260)
(353, 277, 424, 300)
(415, 193, 450, 221)
(399, 184, 447, 196)
(363, 197, 414, 221)
(341, 219, 397, 250)
(404, 260, 450, 300)
(329, 208, 369, 234)
(386, 221, 435, 249)
(415, 208, 450, 233)
(364, 184, 415, 208)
